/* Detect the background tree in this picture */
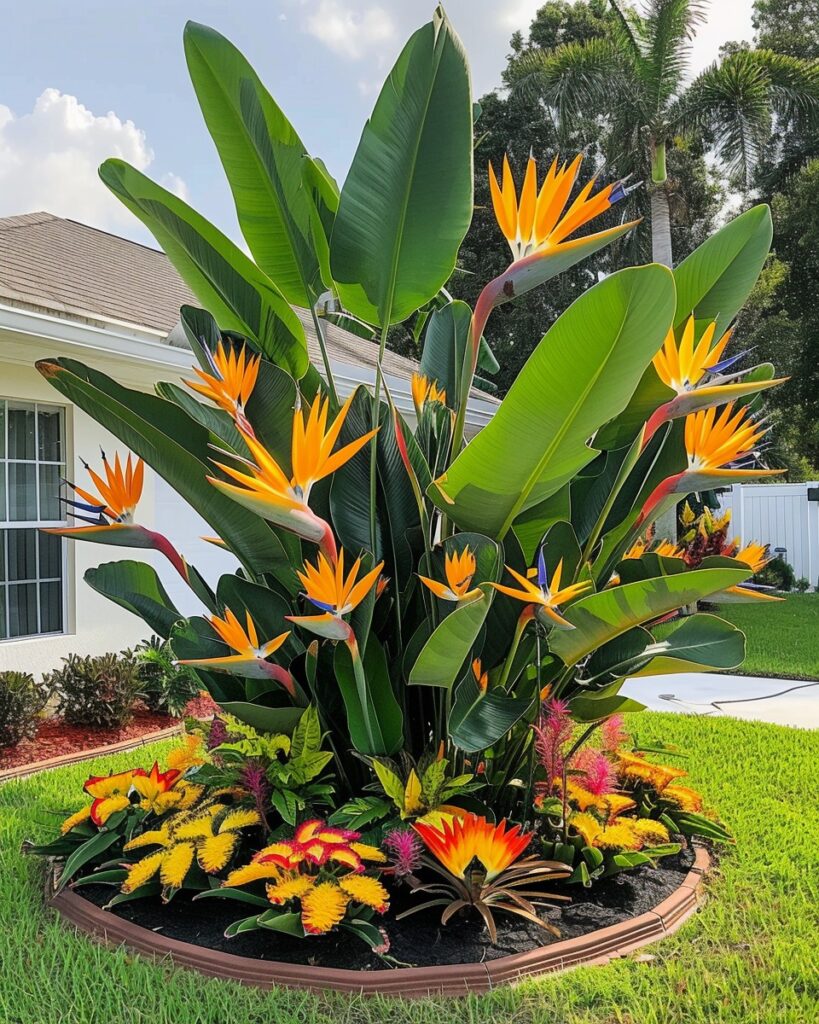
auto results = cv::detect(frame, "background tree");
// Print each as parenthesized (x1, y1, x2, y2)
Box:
(506, 0, 819, 266)
(732, 0, 819, 476)
(446, 1, 721, 393)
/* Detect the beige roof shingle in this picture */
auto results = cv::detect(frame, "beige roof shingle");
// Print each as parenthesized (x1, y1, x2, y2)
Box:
(0, 211, 498, 397)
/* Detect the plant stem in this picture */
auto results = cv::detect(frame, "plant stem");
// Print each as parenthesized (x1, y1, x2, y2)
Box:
(497, 608, 534, 690)
(308, 299, 340, 409)
(368, 326, 388, 554)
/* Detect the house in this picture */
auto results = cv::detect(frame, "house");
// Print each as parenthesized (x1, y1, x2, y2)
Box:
(0, 212, 499, 675)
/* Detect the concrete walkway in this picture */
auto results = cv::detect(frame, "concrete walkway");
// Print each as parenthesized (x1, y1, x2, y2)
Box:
(621, 673, 819, 729)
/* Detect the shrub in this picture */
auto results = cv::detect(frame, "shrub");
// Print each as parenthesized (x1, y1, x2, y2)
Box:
(134, 636, 200, 717)
(47, 652, 141, 729)
(755, 555, 796, 592)
(794, 577, 811, 593)
(0, 671, 50, 748)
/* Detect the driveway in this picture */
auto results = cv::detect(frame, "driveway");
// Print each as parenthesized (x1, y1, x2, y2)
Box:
(621, 672, 819, 729)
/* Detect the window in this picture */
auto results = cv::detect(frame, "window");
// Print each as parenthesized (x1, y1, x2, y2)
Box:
(0, 400, 67, 640)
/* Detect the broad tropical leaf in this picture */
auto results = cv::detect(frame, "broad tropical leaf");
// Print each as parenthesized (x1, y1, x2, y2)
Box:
(98, 158, 309, 378)
(673, 204, 773, 336)
(430, 265, 676, 537)
(329, 6, 473, 325)
(84, 561, 183, 639)
(184, 22, 326, 305)
(549, 568, 751, 666)
(449, 669, 532, 752)
(334, 636, 404, 756)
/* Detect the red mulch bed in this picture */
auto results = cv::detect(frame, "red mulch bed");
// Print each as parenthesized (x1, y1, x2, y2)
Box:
(0, 692, 220, 771)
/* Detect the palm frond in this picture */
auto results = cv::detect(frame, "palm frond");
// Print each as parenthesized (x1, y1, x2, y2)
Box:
(678, 49, 819, 183)
(641, 0, 708, 111)
(507, 39, 633, 126)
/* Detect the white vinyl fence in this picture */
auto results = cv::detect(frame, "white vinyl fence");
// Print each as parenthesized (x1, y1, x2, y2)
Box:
(716, 482, 819, 589)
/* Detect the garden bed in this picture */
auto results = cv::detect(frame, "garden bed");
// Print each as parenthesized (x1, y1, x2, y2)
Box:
(0, 693, 218, 777)
(49, 846, 707, 996)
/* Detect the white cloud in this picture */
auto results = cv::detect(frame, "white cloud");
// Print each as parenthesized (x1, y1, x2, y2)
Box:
(304, 1, 395, 60)
(497, 0, 542, 31)
(0, 88, 187, 233)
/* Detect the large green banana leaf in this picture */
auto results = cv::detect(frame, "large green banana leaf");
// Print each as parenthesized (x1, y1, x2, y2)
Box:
(584, 612, 745, 684)
(673, 204, 773, 335)
(429, 265, 675, 538)
(409, 587, 494, 689)
(98, 159, 308, 379)
(84, 561, 182, 639)
(631, 614, 746, 675)
(549, 568, 751, 667)
(329, 6, 473, 326)
(419, 300, 472, 410)
(184, 22, 325, 306)
(37, 357, 293, 578)
(449, 669, 532, 753)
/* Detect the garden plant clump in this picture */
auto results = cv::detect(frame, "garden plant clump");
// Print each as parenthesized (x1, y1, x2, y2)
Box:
(28, 6, 783, 964)
(46, 652, 142, 731)
(0, 672, 51, 749)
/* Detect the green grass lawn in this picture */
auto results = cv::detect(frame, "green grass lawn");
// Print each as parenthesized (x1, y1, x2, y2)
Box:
(713, 593, 819, 680)
(1, 714, 817, 1024)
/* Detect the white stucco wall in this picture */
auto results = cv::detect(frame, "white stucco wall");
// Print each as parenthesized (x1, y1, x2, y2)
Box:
(0, 361, 160, 675)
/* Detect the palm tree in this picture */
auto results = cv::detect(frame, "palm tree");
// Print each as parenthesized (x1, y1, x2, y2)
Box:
(508, 0, 819, 266)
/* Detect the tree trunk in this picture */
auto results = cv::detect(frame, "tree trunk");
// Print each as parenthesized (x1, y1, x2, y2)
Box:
(650, 184, 673, 268)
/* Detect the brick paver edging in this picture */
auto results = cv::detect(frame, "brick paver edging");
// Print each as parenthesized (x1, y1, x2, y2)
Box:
(0, 724, 184, 783)
(48, 846, 710, 997)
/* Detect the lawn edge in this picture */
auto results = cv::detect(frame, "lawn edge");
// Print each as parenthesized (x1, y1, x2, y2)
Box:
(47, 847, 710, 998)
(0, 724, 184, 783)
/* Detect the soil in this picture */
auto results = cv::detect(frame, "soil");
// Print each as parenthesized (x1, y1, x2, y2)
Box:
(73, 847, 696, 971)
(0, 709, 175, 771)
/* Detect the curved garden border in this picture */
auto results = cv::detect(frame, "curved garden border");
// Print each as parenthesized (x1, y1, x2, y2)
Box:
(0, 724, 184, 784)
(48, 847, 710, 997)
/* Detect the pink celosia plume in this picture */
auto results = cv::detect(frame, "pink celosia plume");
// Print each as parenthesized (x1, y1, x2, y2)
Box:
(532, 697, 573, 785)
(383, 827, 423, 878)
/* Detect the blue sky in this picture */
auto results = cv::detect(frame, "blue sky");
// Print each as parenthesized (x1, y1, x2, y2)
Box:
(0, 1, 754, 245)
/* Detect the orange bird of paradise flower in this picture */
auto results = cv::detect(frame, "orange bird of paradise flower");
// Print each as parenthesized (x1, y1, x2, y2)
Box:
(47, 451, 194, 586)
(716, 540, 785, 603)
(287, 549, 384, 642)
(177, 608, 298, 697)
(411, 372, 447, 415)
(643, 315, 787, 445)
(208, 393, 377, 561)
(489, 153, 637, 265)
(418, 545, 482, 603)
(491, 551, 591, 629)
(452, 153, 639, 433)
(185, 340, 260, 435)
(637, 403, 785, 527)
(413, 813, 532, 883)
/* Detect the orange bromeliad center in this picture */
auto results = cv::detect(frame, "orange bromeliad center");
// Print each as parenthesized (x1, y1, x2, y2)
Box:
(413, 812, 531, 882)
